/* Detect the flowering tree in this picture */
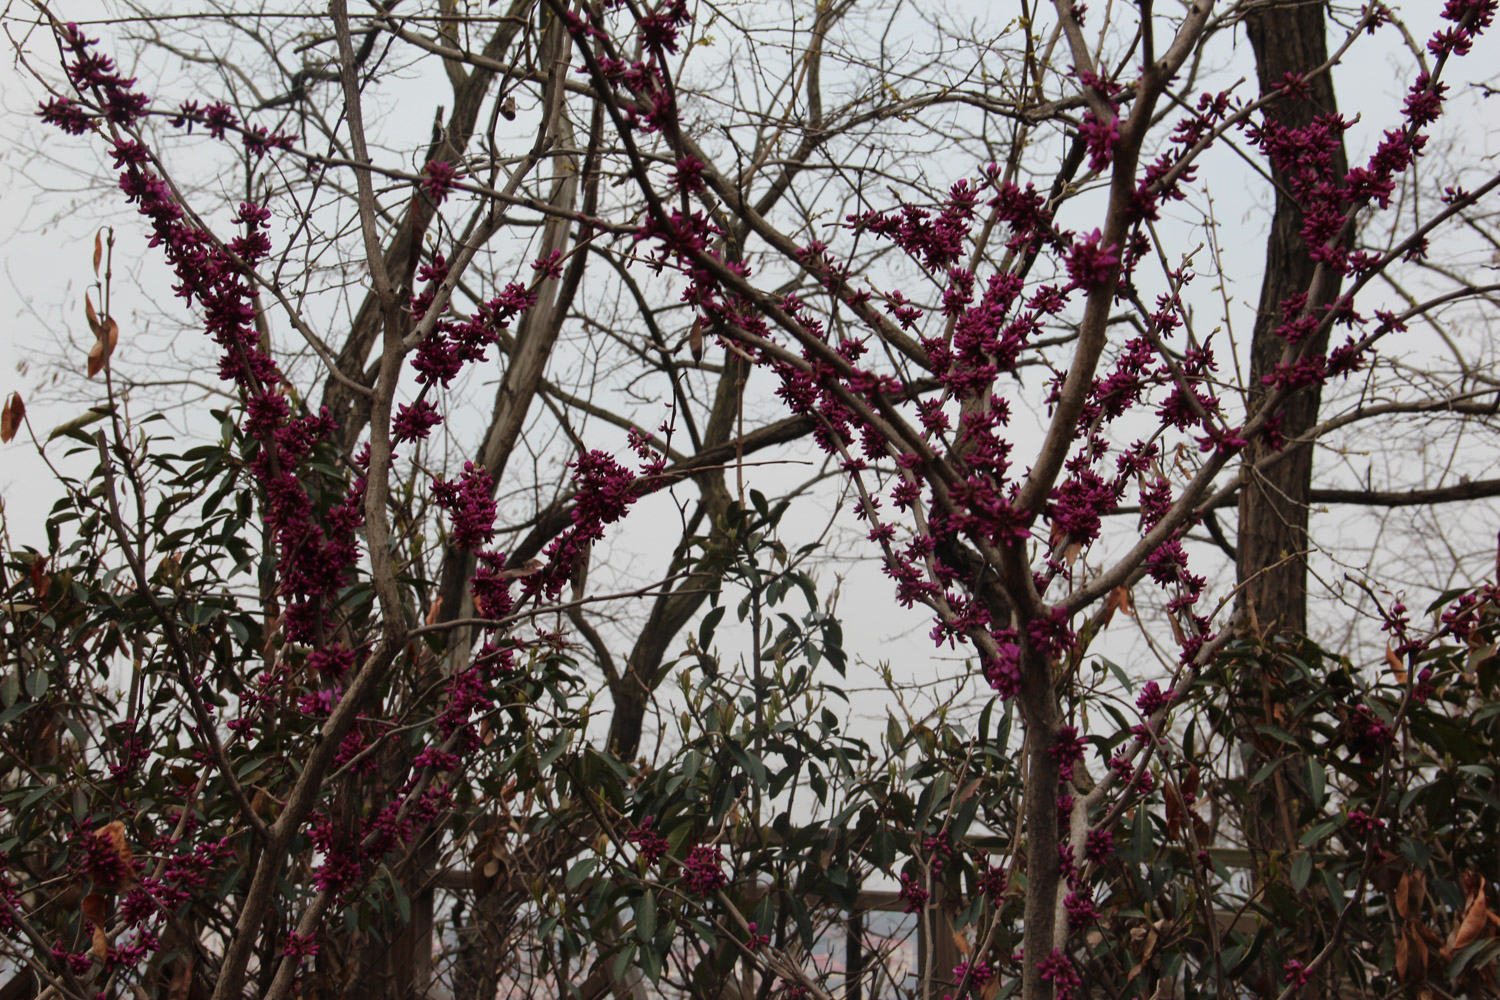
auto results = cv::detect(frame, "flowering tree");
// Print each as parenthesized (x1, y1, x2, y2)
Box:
(4, 2, 1500, 1000)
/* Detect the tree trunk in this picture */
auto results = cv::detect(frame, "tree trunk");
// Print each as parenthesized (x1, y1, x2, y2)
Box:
(1236, 0, 1349, 637)
(1237, 8, 1351, 997)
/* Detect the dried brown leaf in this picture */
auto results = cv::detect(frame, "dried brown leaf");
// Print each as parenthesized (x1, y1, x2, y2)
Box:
(1397, 868, 1425, 919)
(1386, 640, 1408, 685)
(80, 892, 108, 924)
(689, 317, 705, 362)
(1445, 875, 1489, 957)
(93, 230, 103, 275)
(570, 540, 591, 603)
(85, 293, 103, 338)
(251, 787, 280, 821)
(1164, 782, 1185, 841)
(29, 557, 49, 597)
(493, 559, 544, 580)
(91, 925, 109, 960)
(1398, 923, 1429, 983)
(0, 392, 23, 443)
(94, 820, 134, 882)
(1126, 923, 1161, 982)
(167, 957, 194, 1000)
(87, 316, 119, 378)
(1167, 612, 1186, 647)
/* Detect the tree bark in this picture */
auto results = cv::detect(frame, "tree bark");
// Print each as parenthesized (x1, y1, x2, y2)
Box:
(1236, 0, 1349, 637)
(1236, 11, 1351, 998)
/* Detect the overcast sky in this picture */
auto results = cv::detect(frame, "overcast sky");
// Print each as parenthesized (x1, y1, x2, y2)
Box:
(1, 0, 1496, 732)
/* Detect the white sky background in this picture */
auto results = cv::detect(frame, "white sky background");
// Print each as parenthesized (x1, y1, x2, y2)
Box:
(0, 0, 1498, 764)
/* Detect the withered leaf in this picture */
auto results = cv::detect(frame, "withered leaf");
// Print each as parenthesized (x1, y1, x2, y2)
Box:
(87, 316, 119, 378)
(93, 230, 103, 275)
(80, 892, 108, 924)
(93, 820, 134, 883)
(492, 559, 543, 580)
(1397, 923, 1429, 983)
(167, 957, 194, 1000)
(251, 787, 281, 821)
(84, 293, 119, 378)
(29, 557, 49, 598)
(689, 317, 705, 362)
(569, 541, 590, 603)
(1396, 867, 1425, 919)
(1102, 585, 1135, 627)
(85, 292, 103, 339)
(1164, 782, 1184, 841)
(1386, 640, 1408, 685)
(1444, 874, 1490, 957)
(0, 392, 23, 443)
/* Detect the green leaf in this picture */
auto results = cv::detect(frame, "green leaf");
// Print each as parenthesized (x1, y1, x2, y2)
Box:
(639, 935, 662, 983)
(1290, 852, 1312, 893)
(1398, 782, 1428, 816)
(886, 715, 903, 752)
(787, 892, 815, 950)
(1250, 758, 1283, 786)
(611, 941, 638, 984)
(1446, 937, 1500, 981)
(1300, 818, 1343, 846)
(538, 732, 570, 769)
(1306, 759, 1326, 811)
(1128, 804, 1151, 865)
(725, 739, 768, 790)
(1226, 923, 1269, 978)
(995, 700, 1013, 751)
(24, 668, 48, 701)
(390, 872, 411, 924)
(46, 407, 112, 442)
(698, 606, 725, 649)
(636, 891, 657, 942)
(565, 858, 597, 889)
(1254, 724, 1301, 748)
(1425, 586, 1471, 615)
(1101, 657, 1134, 693)
(1317, 868, 1345, 909)
(808, 766, 827, 804)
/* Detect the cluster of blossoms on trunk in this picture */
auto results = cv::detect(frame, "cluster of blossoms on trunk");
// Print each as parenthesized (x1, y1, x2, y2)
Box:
(557, 0, 1497, 995)
(29, 14, 661, 984)
(20, 0, 1499, 995)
